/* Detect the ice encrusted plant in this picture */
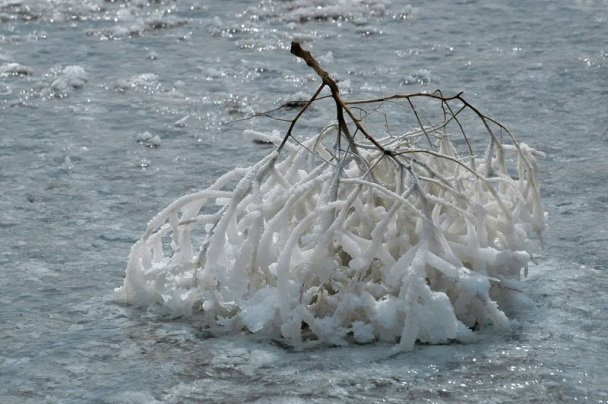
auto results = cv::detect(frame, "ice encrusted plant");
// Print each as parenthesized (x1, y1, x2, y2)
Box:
(115, 42, 545, 350)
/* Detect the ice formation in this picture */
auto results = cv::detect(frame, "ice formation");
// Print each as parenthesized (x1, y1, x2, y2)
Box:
(115, 46, 545, 350)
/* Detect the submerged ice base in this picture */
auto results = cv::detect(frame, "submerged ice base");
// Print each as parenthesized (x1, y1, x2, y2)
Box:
(115, 120, 545, 350)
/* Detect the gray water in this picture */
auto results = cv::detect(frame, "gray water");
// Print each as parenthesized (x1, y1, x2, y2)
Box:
(1, 0, 607, 402)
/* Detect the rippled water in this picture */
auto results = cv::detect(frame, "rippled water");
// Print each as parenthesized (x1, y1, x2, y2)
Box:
(1, 0, 607, 402)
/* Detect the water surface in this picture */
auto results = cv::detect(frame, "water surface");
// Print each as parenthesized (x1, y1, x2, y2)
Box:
(1, 0, 607, 402)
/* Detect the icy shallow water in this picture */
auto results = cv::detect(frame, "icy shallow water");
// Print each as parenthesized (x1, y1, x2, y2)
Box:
(1, 0, 607, 402)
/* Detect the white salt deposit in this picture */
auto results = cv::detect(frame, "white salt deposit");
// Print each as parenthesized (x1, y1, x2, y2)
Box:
(114, 73, 161, 94)
(51, 65, 87, 94)
(3, 0, 606, 400)
(115, 99, 545, 349)
(0, 62, 33, 77)
(136, 131, 161, 148)
(174, 115, 190, 128)
(242, 0, 389, 23)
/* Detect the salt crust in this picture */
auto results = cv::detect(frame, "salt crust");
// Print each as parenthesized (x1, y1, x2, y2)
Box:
(116, 123, 544, 350)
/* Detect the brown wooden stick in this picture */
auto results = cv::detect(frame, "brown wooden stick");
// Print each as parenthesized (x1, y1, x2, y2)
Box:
(290, 42, 340, 96)
(290, 41, 390, 156)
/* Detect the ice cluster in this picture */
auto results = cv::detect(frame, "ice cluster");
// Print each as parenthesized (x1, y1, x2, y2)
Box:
(115, 113, 545, 349)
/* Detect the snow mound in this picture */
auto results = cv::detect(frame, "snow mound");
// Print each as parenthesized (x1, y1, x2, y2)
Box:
(115, 113, 545, 350)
